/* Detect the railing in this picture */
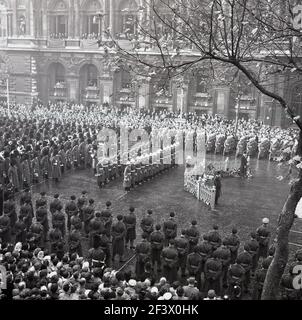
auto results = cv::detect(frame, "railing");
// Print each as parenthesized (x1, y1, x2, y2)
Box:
(184, 173, 216, 210)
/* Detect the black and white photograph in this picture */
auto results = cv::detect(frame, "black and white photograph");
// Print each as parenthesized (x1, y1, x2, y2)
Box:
(0, 0, 302, 308)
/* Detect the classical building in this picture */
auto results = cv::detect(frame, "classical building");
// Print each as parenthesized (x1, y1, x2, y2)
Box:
(0, 0, 294, 127)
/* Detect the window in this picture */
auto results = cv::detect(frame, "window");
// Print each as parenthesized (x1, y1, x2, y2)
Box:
(0, 1, 7, 38)
(49, 0, 68, 38)
(87, 65, 98, 86)
(292, 84, 302, 117)
(119, 0, 138, 38)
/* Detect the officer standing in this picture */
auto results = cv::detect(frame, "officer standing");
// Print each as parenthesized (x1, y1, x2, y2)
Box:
(36, 206, 49, 242)
(186, 220, 200, 253)
(225, 228, 240, 264)
(49, 194, 62, 215)
(256, 218, 271, 259)
(175, 229, 189, 278)
(161, 240, 179, 284)
(207, 225, 222, 251)
(52, 204, 66, 238)
(68, 228, 82, 257)
(204, 254, 223, 297)
(89, 212, 104, 248)
(227, 262, 245, 299)
(65, 195, 78, 233)
(236, 244, 253, 293)
(245, 232, 260, 273)
(187, 246, 203, 289)
(150, 224, 164, 273)
(0, 211, 11, 247)
(135, 233, 151, 280)
(140, 209, 154, 241)
(123, 206, 137, 250)
(111, 215, 126, 264)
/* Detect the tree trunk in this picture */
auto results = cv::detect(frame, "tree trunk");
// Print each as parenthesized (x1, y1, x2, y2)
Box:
(261, 131, 302, 300)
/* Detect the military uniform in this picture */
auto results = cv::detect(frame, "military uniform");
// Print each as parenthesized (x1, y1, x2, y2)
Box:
(123, 213, 136, 248)
(19, 203, 33, 231)
(100, 209, 112, 238)
(163, 217, 177, 246)
(140, 215, 154, 241)
(99, 232, 111, 267)
(49, 197, 62, 215)
(88, 247, 106, 268)
(227, 263, 245, 299)
(196, 240, 213, 273)
(111, 219, 126, 261)
(204, 257, 223, 296)
(89, 216, 104, 247)
(135, 239, 151, 280)
(82, 205, 94, 236)
(225, 233, 240, 264)
(36, 207, 49, 240)
(207, 229, 222, 251)
(35, 196, 47, 210)
(150, 229, 164, 272)
(186, 225, 200, 253)
(65, 199, 78, 232)
(236, 250, 253, 292)
(256, 226, 270, 259)
(71, 214, 82, 232)
(252, 267, 267, 300)
(3, 198, 17, 232)
(213, 245, 231, 288)
(245, 238, 260, 272)
(0, 213, 11, 246)
(161, 245, 179, 284)
(15, 217, 27, 243)
(28, 222, 44, 249)
(280, 273, 301, 300)
(48, 227, 63, 255)
(68, 229, 82, 256)
(187, 251, 203, 288)
(52, 210, 66, 238)
(175, 235, 189, 277)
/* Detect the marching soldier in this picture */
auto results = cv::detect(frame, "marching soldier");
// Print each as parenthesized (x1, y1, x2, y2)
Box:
(89, 211, 104, 248)
(256, 218, 271, 259)
(65, 195, 78, 232)
(186, 220, 200, 253)
(204, 254, 223, 296)
(111, 215, 126, 264)
(175, 229, 189, 278)
(123, 206, 137, 250)
(236, 244, 253, 293)
(161, 240, 179, 284)
(135, 233, 151, 280)
(150, 224, 164, 273)
(140, 209, 154, 241)
(68, 228, 82, 257)
(163, 212, 177, 246)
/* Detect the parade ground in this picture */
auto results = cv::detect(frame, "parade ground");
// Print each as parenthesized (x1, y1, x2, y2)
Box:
(32, 156, 302, 256)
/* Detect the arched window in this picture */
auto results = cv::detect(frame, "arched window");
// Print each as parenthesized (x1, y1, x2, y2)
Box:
(81, 0, 103, 39)
(119, 0, 138, 38)
(49, 0, 68, 39)
(0, 1, 8, 38)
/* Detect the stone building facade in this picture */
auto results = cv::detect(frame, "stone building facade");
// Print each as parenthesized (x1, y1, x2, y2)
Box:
(0, 0, 295, 127)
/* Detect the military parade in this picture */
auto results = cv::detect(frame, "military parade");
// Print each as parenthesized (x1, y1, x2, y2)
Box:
(0, 101, 301, 301)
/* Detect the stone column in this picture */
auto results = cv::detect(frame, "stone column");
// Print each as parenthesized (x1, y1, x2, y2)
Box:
(109, 0, 114, 35)
(74, 0, 80, 38)
(68, 0, 74, 38)
(12, 0, 17, 37)
(38, 72, 49, 105)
